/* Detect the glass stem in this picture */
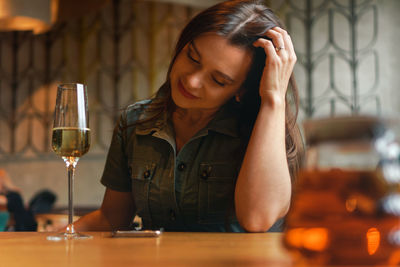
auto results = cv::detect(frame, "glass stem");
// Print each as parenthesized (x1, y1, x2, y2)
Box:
(64, 156, 79, 234)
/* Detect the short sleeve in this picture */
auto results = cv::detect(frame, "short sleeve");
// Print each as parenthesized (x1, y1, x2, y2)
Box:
(100, 113, 132, 192)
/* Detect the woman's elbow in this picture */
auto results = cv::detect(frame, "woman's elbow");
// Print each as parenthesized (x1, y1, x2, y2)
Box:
(237, 205, 290, 233)
(238, 215, 278, 233)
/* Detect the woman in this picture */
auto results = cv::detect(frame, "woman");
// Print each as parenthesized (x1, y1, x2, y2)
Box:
(75, 0, 303, 232)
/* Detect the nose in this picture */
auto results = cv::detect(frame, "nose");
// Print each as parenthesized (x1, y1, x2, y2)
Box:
(184, 70, 203, 89)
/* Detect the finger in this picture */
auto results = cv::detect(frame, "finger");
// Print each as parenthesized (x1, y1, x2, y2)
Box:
(265, 28, 285, 53)
(273, 27, 295, 56)
(253, 38, 278, 60)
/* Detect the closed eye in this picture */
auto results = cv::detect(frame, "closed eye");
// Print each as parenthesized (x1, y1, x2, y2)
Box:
(187, 40, 232, 87)
(187, 47, 200, 64)
(212, 76, 226, 87)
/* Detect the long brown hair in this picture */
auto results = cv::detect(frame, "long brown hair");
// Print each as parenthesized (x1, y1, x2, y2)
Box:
(137, 0, 303, 179)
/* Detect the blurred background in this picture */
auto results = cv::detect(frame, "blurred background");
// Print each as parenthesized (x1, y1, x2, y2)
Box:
(0, 0, 399, 210)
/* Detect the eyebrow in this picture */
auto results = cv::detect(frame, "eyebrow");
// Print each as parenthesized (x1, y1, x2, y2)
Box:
(190, 40, 235, 84)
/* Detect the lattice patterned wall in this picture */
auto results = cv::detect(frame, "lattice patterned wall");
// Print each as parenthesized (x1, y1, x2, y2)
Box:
(0, 0, 381, 162)
(283, 0, 380, 119)
(0, 0, 200, 162)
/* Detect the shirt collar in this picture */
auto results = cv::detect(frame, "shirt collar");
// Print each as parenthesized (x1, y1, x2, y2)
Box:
(135, 102, 240, 138)
(201, 104, 240, 138)
(135, 108, 168, 136)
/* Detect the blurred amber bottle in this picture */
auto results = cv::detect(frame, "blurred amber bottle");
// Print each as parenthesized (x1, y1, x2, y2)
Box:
(283, 116, 400, 266)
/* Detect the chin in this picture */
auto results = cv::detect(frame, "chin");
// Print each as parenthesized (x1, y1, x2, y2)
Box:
(171, 86, 188, 109)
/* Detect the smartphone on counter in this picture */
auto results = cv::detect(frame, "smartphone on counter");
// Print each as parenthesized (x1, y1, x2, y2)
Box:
(112, 229, 163, 238)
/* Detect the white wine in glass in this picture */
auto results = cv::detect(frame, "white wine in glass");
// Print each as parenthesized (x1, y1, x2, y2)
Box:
(48, 83, 91, 241)
(52, 127, 90, 158)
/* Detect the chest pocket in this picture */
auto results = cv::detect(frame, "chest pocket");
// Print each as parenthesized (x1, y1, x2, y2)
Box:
(130, 159, 157, 221)
(198, 162, 237, 224)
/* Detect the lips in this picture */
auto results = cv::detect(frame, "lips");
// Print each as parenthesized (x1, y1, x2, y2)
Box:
(178, 80, 199, 99)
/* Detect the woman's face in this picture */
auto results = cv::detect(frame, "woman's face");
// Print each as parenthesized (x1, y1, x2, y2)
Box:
(170, 33, 252, 111)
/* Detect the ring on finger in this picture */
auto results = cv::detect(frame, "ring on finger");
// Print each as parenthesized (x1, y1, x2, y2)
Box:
(275, 46, 285, 52)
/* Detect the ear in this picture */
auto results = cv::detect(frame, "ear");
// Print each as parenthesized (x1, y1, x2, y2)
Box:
(235, 94, 241, 102)
(235, 88, 246, 102)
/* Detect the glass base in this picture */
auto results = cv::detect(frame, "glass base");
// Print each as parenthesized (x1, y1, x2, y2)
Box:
(47, 232, 92, 241)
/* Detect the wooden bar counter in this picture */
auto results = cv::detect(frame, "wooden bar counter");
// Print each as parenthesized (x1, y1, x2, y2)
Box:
(0, 232, 292, 267)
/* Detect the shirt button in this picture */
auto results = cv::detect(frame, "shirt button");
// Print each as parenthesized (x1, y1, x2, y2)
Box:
(177, 163, 186, 171)
(201, 170, 209, 180)
(143, 170, 151, 179)
(170, 209, 176, 221)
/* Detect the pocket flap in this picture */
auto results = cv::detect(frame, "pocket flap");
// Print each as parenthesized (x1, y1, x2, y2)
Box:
(130, 159, 157, 180)
(199, 162, 236, 180)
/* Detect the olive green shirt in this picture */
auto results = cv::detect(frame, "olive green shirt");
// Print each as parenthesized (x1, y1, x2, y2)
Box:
(101, 99, 283, 232)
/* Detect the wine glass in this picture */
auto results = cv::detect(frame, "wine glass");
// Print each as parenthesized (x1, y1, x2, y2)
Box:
(48, 83, 91, 241)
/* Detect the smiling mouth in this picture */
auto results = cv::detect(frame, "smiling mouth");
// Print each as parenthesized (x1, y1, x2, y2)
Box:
(178, 80, 199, 99)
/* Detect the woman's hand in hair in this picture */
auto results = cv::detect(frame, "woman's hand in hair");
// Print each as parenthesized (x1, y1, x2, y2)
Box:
(253, 27, 297, 107)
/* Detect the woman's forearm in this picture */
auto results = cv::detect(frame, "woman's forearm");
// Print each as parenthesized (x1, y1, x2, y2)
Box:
(73, 188, 136, 231)
(235, 101, 291, 232)
(73, 209, 113, 231)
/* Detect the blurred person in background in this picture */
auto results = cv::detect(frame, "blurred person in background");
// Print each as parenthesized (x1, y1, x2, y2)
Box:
(0, 169, 37, 231)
